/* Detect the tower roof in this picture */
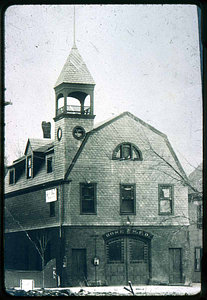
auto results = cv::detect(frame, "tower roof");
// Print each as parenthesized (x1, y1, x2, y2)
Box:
(54, 45, 95, 87)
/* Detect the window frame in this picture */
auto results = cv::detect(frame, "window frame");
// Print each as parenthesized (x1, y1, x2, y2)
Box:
(80, 182, 97, 215)
(195, 247, 202, 271)
(112, 142, 142, 161)
(50, 202, 55, 217)
(9, 168, 15, 185)
(158, 184, 174, 215)
(26, 155, 33, 179)
(120, 183, 136, 215)
(106, 238, 124, 264)
(46, 155, 53, 173)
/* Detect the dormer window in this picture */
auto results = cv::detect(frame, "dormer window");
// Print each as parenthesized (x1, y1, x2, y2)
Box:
(112, 143, 142, 160)
(27, 156, 32, 179)
(46, 156, 53, 173)
(9, 169, 15, 185)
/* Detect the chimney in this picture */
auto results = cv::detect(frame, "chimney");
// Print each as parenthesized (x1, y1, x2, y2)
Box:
(41, 121, 51, 139)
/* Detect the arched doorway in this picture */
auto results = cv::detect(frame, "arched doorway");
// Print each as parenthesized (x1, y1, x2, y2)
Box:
(103, 230, 152, 286)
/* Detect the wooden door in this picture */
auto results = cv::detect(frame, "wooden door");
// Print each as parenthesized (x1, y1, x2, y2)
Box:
(169, 248, 182, 284)
(106, 237, 149, 285)
(72, 249, 87, 286)
(127, 238, 148, 285)
(106, 238, 126, 285)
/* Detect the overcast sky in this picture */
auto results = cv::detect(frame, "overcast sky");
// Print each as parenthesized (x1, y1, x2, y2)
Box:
(5, 4, 202, 175)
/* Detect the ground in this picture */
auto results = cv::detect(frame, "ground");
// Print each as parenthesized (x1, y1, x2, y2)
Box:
(5, 283, 201, 297)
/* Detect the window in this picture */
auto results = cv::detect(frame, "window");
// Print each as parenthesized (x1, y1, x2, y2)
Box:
(195, 247, 202, 271)
(9, 169, 15, 184)
(107, 239, 124, 263)
(50, 202, 55, 217)
(112, 143, 142, 160)
(120, 184, 136, 214)
(158, 184, 173, 215)
(27, 156, 32, 179)
(47, 156, 53, 173)
(80, 183, 97, 214)
(197, 204, 203, 229)
(129, 239, 147, 263)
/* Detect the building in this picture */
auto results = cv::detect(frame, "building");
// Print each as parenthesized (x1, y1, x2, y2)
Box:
(4, 43, 192, 288)
(188, 163, 203, 283)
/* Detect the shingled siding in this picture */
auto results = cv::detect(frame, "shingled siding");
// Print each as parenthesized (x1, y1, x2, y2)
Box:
(64, 115, 189, 227)
(54, 117, 94, 181)
(5, 153, 55, 194)
(61, 226, 190, 287)
(5, 185, 62, 232)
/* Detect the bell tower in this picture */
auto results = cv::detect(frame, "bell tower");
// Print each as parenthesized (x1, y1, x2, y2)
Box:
(53, 43, 96, 179)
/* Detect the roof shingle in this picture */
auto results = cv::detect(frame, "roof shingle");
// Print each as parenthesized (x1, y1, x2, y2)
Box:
(55, 45, 95, 87)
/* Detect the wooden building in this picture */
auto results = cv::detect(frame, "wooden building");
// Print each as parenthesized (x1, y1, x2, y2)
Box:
(5, 44, 192, 288)
(188, 163, 203, 283)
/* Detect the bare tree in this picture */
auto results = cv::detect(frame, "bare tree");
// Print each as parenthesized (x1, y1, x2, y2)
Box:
(36, 229, 52, 288)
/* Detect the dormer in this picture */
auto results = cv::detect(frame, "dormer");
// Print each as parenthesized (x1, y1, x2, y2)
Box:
(24, 137, 54, 179)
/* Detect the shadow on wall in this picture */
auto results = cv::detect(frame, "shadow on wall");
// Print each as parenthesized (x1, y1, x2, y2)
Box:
(4, 258, 57, 289)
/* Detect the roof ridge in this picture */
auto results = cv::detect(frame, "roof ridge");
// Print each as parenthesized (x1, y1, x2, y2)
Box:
(91, 111, 167, 138)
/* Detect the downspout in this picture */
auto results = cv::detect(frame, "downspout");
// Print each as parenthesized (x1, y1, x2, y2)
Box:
(58, 182, 64, 287)
(59, 183, 64, 238)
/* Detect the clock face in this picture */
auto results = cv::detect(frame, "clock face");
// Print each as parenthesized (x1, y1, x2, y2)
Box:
(57, 127, 62, 141)
(73, 126, 86, 140)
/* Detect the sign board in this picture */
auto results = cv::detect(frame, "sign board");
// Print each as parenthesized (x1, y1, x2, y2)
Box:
(46, 188, 57, 203)
(20, 279, 34, 291)
(103, 228, 153, 241)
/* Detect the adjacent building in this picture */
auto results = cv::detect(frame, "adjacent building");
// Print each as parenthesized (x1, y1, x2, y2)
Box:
(5, 43, 193, 288)
(188, 163, 203, 283)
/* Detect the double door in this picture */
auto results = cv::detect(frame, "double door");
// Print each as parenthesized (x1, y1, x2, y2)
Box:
(106, 236, 149, 285)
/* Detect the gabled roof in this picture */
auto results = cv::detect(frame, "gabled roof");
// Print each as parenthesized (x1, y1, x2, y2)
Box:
(64, 111, 187, 181)
(54, 45, 95, 87)
(93, 112, 167, 138)
(24, 138, 54, 155)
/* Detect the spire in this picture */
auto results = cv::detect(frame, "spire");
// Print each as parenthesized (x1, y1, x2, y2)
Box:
(54, 46, 95, 87)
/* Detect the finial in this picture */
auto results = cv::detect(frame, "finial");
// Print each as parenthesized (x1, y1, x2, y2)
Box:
(73, 6, 76, 48)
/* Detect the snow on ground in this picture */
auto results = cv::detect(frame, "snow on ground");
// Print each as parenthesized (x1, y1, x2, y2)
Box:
(68, 284, 201, 296)
(6, 284, 201, 297)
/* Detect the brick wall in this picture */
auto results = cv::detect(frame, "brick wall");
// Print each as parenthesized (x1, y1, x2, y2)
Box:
(62, 225, 190, 287)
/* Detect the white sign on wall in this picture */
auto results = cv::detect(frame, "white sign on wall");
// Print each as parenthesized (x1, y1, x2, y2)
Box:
(46, 188, 57, 203)
(20, 279, 34, 291)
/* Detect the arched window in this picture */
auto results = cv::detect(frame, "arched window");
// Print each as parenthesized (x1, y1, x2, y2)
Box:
(112, 143, 142, 160)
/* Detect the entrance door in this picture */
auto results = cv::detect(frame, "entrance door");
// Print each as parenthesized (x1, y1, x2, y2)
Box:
(169, 248, 182, 284)
(72, 249, 87, 286)
(106, 236, 149, 285)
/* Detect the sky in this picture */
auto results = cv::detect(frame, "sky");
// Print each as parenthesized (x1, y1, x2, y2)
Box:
(4, 4, 202, 175)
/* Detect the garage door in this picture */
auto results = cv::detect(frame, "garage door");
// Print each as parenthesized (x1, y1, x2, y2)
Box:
(106, 236, 149, 285)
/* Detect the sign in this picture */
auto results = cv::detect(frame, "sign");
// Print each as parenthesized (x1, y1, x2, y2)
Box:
(46, 188, 57, 203)
(20, 279, 34, 291)
(102, 228, 153, 241)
